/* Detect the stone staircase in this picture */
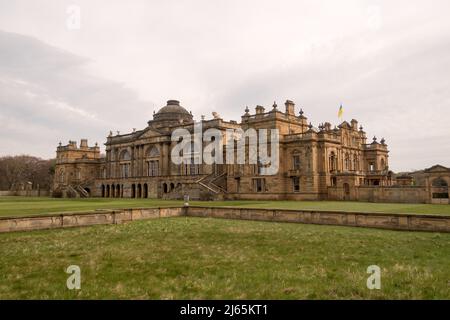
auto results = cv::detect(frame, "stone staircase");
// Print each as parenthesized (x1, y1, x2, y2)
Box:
(196, 172, 227, 195)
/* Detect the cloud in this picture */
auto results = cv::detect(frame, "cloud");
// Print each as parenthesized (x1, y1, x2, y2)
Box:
(0, 1, 450, 171)
(0, 30, 154, 158)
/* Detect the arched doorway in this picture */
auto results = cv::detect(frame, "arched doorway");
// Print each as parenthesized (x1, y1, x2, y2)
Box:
(163, 183, 168, 194)
(137, 184, 142, 198)
(143, 184, 148, 198)
(101, 185, 105, 197)
(106, 185, 110, 197)
(116, 184, 120, 198)
(111, 185, 115, 198)
(131, 184, 136, 198)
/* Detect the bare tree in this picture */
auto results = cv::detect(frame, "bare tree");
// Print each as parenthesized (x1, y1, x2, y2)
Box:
(0, 156, 55, 190)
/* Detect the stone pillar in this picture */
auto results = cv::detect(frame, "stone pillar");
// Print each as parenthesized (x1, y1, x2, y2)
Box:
(162, 143, 169, 176)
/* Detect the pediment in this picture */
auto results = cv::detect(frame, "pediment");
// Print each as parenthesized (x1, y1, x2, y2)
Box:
(424, 165, 450, 173)
(136, 127, 165, 139)
(338, 121, 351, 129)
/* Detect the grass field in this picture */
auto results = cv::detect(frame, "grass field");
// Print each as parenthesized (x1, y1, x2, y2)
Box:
(0, 217, 449, 299)
(0, 196, 450, 217)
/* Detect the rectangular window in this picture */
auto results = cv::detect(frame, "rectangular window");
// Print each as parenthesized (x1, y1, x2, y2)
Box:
(293, 177, 300, 192)
(254, 178, 265, 192)
(148, 160, 159, 176)
(293, 155, 301, 170)
(121, 164, 129, 178)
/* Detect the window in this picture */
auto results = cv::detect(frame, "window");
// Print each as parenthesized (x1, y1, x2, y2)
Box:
(432, 178, 448, 187)
(353, 155, 359, 171)
(121, 163, 129, 178)
(329, 152, 336, 172)
(345, 153, 350, 171)
(369, 163, 375, 172)
(148, 160, 159, 176)
(293, 177, 300, 192)
(254, 178, 265, 192)
(293, 155, 301, 170)
(119, 150, 131, 161)
(331, 177, 337, 186)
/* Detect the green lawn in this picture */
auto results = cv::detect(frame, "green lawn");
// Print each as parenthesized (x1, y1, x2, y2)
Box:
(0, 196, 449, 217)
(0, 217, 449, 299)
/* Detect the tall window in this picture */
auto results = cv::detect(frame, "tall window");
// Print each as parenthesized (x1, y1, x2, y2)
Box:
(353, 155, 359, 171)
(293, 155, 301, 170)
(329, 152, 336, 172)
(148, 160, 159, 176)
(293, 177, 300, 192)
(121, 164, 129, 178)
(345, 153, 350, 171)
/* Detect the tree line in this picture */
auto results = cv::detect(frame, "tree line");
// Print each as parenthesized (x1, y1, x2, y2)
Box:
(0, 156, 55, 191)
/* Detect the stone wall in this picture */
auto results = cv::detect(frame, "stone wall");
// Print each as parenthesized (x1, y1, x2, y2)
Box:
(186, 206, 450, 233)
(1, 206, 449, 234)
(0, 207, 184, 233)
(0, 190, 50, 197)
(327, 186, 431, 203)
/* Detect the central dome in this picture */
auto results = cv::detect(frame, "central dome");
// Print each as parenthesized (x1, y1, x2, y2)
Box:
(151, 100, 193, 126)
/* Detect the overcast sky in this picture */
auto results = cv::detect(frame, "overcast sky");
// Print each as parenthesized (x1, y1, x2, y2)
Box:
(0, 0, 449, 171)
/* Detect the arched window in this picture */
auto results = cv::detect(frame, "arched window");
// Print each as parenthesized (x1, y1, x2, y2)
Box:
(432, 178, 448, 187)
(146, 146, 160, 158)
(119, 150, 131, 161)
(163, 183, 168, 193)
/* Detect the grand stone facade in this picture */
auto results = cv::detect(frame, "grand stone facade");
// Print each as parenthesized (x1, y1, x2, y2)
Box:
(53, 99, 449, 204)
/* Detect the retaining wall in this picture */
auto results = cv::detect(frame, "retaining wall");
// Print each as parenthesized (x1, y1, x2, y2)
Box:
(0, 206, 449, 234)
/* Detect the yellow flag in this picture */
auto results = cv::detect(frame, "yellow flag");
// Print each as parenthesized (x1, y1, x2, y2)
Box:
(338, 104, 344, 119)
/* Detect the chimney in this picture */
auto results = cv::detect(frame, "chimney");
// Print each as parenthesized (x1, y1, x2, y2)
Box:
(285, 100, 295, 115)
(351, 119, 358, 130)
(80, 139, 88, 148)
(255, 105, 265, 115)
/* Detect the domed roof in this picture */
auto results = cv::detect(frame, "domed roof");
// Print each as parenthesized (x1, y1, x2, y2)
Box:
(156, 100, 190, 116)
(151, 100, 193, 125)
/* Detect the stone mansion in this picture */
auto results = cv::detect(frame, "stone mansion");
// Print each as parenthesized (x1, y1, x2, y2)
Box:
(53, 99, 449, 204)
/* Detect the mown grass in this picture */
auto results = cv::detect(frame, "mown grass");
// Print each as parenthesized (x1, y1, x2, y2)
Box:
(0, 217, 449, 299)
(0, 196, 449, 217)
